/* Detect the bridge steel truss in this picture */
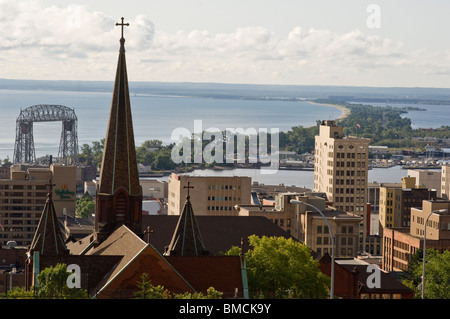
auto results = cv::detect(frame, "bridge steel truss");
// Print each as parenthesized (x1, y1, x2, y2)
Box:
(13, 104, 79, 165)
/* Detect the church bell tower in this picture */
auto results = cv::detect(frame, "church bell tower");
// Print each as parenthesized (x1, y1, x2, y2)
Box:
(95, 18, 143, 242)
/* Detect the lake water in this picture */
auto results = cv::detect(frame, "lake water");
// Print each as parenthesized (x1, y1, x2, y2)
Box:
(156, 165, 420, 190)
(0, 89, 343, 161)
(352, 102, 450, 129)
(0, 86, 448, 188)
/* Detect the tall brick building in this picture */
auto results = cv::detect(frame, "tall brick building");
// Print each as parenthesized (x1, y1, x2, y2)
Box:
(382, 199, 450, 271)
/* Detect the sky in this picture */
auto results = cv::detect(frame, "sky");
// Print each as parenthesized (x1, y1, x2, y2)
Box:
(1, 0, 450, 88)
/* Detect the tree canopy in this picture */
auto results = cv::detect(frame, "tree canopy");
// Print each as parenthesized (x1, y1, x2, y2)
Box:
(402, 249, 450, 299)
(228, 235, 329, 299)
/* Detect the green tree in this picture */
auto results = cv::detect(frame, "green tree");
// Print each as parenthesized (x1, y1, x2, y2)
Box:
(174, 287, 223, 299)
(134, 273, 222, 299)
(2, 156, 12, 166)
(134, 273, 171, 299)
(238, 235, 329, 299)
(35, 263, 88, 299)
(79, 138, 105, 167)
(423, 249, 450, 299)
(402, 249, 450, 299)
(76, 192, 95, 219)
(6, 286, 34, 299)
(153, 149, 176, 170)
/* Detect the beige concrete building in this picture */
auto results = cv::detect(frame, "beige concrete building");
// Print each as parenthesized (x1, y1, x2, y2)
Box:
(407, 169, 441, 197)
(140, 179, 167, 199)
(86, 178, 167, 199)
(382, 199, 450, 272)
(236, 192, 299, 236)
(379, 182, 401, 230)
(442, 165, 450, 200)
(236, 192, 362, 258)
(410, 200, 450, 240)
(379, 177, 436, 231)
(0, 164, 76, 246)
(314, 120, 370, 250)
(167, 173, 251, 216)
(296, 196, 363, 258)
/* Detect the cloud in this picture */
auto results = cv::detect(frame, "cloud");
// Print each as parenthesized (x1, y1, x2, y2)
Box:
(1, 0, 449, 87)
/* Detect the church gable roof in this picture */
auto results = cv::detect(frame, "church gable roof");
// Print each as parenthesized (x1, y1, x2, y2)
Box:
(143, 215, 294, 256)
(166, 255, 247, 298)
(89, 224, 194, 298)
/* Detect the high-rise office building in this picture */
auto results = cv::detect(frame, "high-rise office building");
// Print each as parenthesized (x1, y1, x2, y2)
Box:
(314, 120, 370, 251)
(0, 164, 76, 246)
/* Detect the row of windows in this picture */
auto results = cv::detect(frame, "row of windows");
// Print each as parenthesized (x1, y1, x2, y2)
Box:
(0, 185, 47, 190)
(0, 213, 41, 218)
(207, 196, 241, 201)
(207, 206, 233, 211)
(208, 185, 241, 190)
(334, 205, 366, 212)
(317, 236, 355, 246)
(334, 188, 365, 194)
(335, 161, 366, 168)
(360, 293, 402, 299)
(0, 192, 47, 197)
(336, 152, 366, 159)
(334, 196, 365, 203)
(335, 170, 366, 177)
(272, 218, 291, 227)
(334, 179, 366, 186)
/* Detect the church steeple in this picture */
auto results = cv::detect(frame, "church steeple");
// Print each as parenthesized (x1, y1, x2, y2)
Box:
(165, 183, 208, 256)
(95, 18, 143, 242)
(29, 179, 68, 256)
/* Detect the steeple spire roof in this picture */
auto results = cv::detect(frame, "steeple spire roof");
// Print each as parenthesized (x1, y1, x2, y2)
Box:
(95, 18, 143, 242)
(97, 17, 140, 196)
(29, 179, 68, 256)
(165, 183, 208, 256)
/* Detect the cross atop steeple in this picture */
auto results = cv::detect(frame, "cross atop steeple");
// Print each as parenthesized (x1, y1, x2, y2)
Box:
(183, 181, 194, 199)
(116, 17, 129, 52)
(45, 178, 56, 201)
(116, 17, 129, 39)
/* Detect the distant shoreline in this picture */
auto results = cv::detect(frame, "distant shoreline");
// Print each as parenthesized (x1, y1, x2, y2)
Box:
(306, 101, 351, 120)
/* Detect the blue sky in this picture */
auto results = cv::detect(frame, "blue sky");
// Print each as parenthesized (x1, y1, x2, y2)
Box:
(2, 0, 450, 87)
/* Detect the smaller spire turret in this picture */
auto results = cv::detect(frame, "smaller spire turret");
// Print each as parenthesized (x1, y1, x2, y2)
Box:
(165, 182, 208, 256)
(28, 178, 68, 256)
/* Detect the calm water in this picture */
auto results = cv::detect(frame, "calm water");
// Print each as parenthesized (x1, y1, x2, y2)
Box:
(159, 165, 413, 190)
(353, 102, 450, 129)
(0, 89, 342, 161)
(1, 87, 448, 188)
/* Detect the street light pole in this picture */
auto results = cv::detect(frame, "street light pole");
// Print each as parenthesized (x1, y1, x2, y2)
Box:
(290, 199, 335, 299)
(421, 208, 448, 299)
